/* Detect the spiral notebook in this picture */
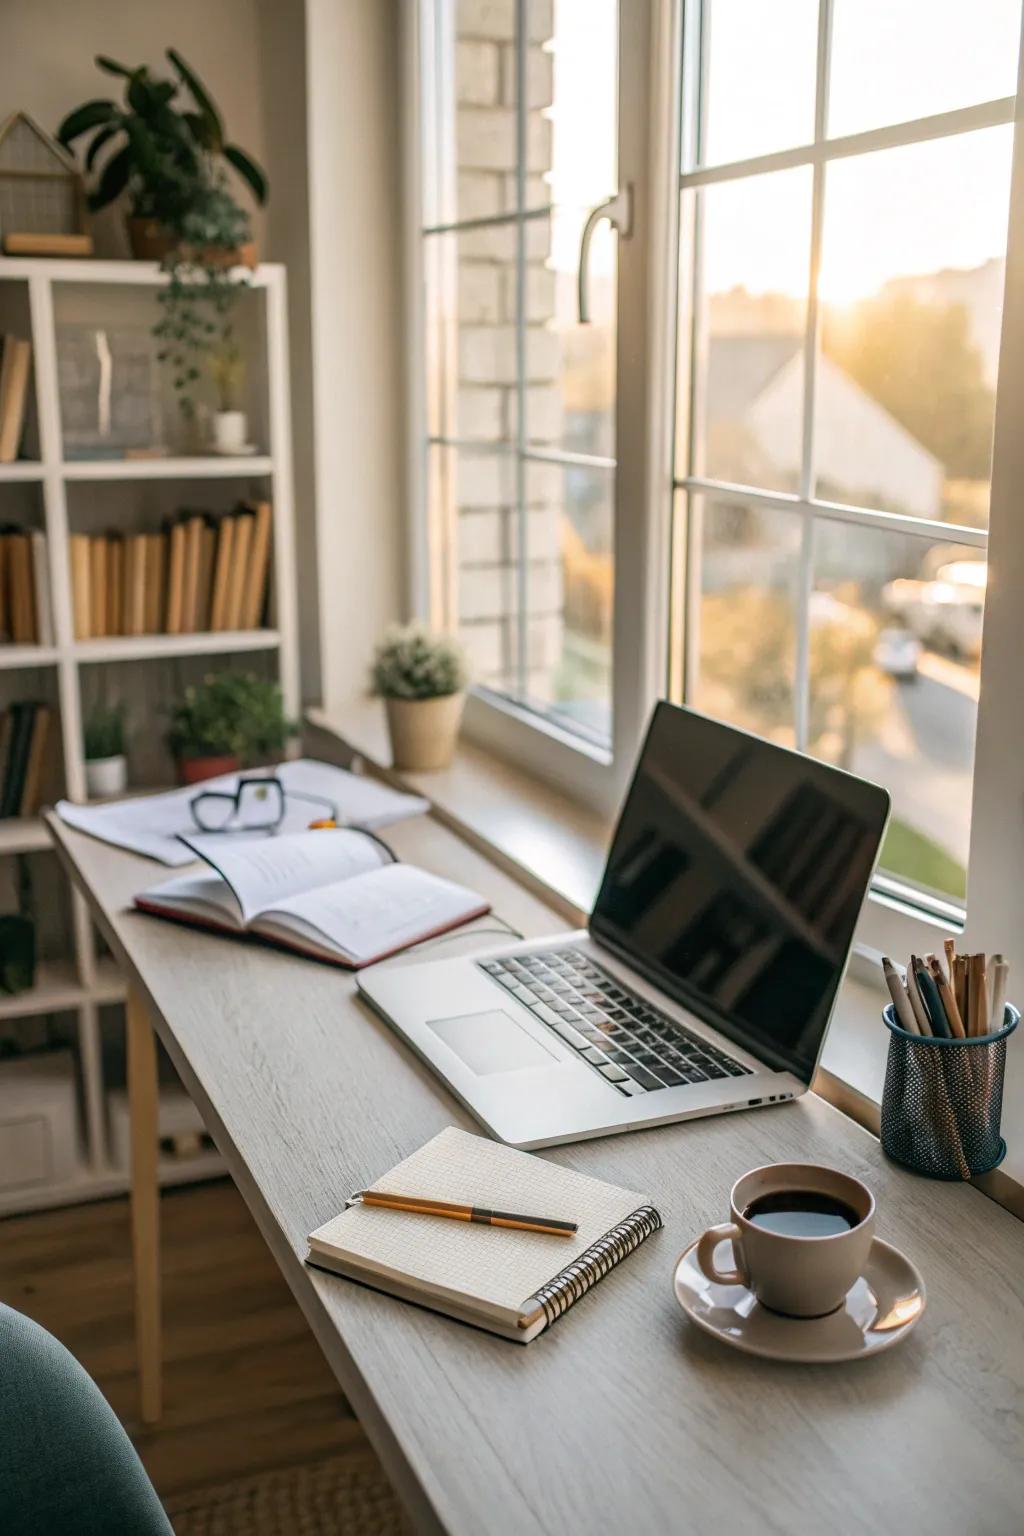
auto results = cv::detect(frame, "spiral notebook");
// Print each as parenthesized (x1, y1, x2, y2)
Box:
(306, 1127, 662, 1342)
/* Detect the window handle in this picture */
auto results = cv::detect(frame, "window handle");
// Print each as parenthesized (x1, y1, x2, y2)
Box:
(577, 185, 633, 324)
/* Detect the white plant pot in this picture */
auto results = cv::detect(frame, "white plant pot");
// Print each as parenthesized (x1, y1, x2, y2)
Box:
(85, 754, 127, 799)
(384, 693, 465, 771)
(212, 409, 248, 454)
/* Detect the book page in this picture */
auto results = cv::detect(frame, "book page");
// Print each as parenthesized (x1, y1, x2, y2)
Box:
(136, 871, 245, 929)
(308, 1126, 647, 1319)
(181, 829, 389, 926)
(253, 862, 487, 964)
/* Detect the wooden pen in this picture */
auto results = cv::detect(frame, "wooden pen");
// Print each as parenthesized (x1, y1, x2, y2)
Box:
(351, 1190, 577, 1236)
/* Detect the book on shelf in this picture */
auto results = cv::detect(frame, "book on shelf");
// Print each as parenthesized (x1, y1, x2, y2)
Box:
(224, 506, 254, 630)
(0, 525, 51, 647)
(67, 503, 275, 641)
(0, 700, 50, 819)
(0, 337, 32, 464)
(69, 534, 90, 640)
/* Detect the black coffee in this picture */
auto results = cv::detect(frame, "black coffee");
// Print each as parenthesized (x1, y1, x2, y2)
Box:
(742, 1191, 861, 1239)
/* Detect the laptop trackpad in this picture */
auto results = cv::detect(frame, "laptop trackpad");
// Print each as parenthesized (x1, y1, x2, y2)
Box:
(427, 1010, 559, 1075)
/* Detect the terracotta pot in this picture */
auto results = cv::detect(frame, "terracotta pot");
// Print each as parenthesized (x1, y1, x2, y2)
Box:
(127, 217, 257, 269)
(176, 753, 241, 786)
(384, 693, 464, 772)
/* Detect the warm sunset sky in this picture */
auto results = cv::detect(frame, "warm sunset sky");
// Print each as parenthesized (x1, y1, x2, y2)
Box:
(544, 0, 1021, 301)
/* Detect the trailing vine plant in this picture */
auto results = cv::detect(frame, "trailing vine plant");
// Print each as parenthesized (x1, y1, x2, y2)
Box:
(58, 50, 267, 420)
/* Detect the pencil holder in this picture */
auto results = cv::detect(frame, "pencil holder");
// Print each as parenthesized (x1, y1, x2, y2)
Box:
(880, 1003, 1018, 1180)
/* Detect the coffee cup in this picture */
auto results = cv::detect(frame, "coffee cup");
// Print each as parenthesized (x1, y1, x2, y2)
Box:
(695, 1162, 875, 1318)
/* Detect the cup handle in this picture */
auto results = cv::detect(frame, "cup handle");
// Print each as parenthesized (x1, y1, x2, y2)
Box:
(695, 1222, 746, 1286)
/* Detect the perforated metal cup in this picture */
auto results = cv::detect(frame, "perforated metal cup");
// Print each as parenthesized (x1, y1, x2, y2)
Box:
(880, 1003, 1018, 1180)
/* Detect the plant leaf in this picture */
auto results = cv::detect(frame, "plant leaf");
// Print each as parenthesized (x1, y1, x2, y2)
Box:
(182, 109, 217, 151)
(84, 121, 122, 170)
(95, 54, 134, 77)
(89, 143, 131, 210)
(223, 143, 268, 206)
(127, 69, 159, 116)
(56, 99, 117, 145)
(166, 48, 223, 149)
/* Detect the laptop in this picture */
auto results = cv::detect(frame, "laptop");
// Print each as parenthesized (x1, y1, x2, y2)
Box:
(358, 703, 891, 1148)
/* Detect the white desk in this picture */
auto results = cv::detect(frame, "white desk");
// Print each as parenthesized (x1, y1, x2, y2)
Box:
(48, 808, 1024, 1535)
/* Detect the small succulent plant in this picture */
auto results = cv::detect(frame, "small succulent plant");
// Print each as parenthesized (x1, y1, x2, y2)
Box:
(370, 624, 468, 701)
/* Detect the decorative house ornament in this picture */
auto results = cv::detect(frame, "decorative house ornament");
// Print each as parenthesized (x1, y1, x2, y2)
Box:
(0, 112, 93, 257)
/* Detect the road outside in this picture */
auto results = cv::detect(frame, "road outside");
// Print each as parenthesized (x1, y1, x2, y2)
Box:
(851, 649, 978, 885)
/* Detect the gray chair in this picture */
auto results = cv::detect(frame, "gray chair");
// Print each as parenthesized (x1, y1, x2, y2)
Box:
(0, 1302, 173, 1535)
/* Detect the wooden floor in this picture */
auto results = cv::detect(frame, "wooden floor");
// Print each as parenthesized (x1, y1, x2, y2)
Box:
(0, 1179, 384, 1502)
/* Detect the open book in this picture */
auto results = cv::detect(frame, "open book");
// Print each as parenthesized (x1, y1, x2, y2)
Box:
(307, 1127, 661, 1342)
(135, 829, 489, 968)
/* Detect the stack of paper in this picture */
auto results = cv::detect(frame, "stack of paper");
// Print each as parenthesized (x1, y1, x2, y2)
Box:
(56, 758, 429, 865)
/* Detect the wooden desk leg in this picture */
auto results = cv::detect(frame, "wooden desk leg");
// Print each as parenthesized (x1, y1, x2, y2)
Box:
(127, 984, 162, 1424)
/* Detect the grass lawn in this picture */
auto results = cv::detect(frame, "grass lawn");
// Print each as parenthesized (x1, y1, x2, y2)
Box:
(881, 818, 966, 902)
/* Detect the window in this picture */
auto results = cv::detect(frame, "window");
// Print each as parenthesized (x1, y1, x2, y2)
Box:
(673, 0, 1022, 926)
(413, 0, 1024, 955)
(419, 0, 621, 756)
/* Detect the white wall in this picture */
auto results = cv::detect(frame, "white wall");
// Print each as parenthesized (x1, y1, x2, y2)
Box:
(0, 0, 412, 707)
(303, 0, 405, 710)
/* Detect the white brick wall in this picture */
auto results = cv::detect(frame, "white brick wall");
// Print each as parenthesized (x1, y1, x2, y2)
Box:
(450, 7, 565, 703)
(456, 40, 500, 105)
(456, 386, 504, 440)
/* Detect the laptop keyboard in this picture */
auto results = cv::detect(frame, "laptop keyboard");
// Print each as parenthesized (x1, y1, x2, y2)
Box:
(478, 946, 752, 1097)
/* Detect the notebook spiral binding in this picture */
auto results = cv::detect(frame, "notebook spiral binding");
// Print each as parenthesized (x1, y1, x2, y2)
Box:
(531, 1204, 663, 1328)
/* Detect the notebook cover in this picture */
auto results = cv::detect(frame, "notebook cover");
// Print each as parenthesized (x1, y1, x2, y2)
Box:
(306, 1127, 661, 1342)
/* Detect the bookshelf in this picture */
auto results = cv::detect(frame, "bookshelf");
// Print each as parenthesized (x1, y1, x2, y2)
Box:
(0, 256, 300, 1215)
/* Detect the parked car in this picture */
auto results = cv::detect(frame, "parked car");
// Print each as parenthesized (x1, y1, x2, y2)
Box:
(873, 627, 922, 681)
(882, 560, 987, 661)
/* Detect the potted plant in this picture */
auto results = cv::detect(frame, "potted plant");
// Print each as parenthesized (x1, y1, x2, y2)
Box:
(167, 671, 296, 785)
(371, 624, 468, 771)
(209, 339, 248, 454)
(83, 702, 128, 798)
(57, 51, 268, 422)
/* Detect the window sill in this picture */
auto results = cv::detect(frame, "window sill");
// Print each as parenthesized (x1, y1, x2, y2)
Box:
(307, 700, 1022, 1218)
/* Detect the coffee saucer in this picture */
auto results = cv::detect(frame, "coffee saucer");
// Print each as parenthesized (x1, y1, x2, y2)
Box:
(672, 1235, 925, 1362)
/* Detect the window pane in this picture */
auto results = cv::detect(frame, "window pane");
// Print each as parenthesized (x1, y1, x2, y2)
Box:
(818, 127, 1012, 525)
(424, 0, 520, 226)
(695, 168, 812, 492)
(810, 523, 983, 901)
(433, 444, 521, 694)
(526, 206, 616, 455)
(829, 0, 1021, 140)
(541, 0, 618, 210)
(425, 230, 518, 444)
(690, 494, 801, 744)
(522, 459, 613, 740)
(700, 0, 818, 167)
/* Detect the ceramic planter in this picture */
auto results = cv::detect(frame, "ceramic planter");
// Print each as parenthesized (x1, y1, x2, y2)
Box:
(176, 753, 241, 786)
(385, 693, 464, 771)
(212, 410, 249, 454)
(84, 754, 127, 799)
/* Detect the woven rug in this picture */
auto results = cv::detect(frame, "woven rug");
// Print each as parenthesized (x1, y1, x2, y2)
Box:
(164, 1450, 407, 1536)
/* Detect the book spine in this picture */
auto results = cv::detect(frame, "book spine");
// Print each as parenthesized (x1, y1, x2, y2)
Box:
(69, 534, 91, 640)
(527, 1205, 663, 1330)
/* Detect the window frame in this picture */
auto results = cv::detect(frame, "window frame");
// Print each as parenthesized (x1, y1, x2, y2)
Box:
(406, 0, 1024, 974)
(405, 0, 681, 818)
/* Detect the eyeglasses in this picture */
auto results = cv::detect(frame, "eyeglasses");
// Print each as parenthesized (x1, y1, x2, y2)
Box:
(189, 774, 337, 834)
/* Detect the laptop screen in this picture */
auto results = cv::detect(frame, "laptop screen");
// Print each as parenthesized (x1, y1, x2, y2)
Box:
(590, 704, 890, 1082)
